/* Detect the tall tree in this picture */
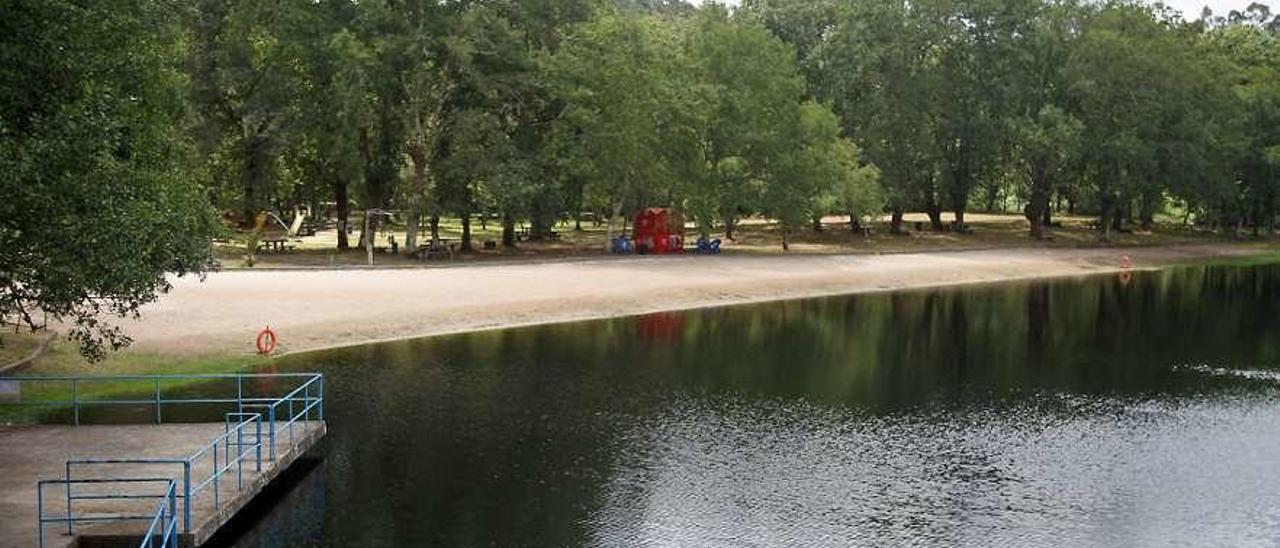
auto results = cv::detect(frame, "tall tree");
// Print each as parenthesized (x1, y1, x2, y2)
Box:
(190, 0, 313, 225)
(545, 13, 679, 251)
(1, 0, 215, 359)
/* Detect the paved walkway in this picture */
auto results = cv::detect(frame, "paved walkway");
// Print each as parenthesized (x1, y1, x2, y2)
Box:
(0, 422, 324, 548)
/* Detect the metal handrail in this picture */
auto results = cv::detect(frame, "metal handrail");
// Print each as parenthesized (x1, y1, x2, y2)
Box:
(137, 481, 178, 548)
(24, 372, 325, 546)
(37, 478, 177, 548)
(0, 373, 322, 426)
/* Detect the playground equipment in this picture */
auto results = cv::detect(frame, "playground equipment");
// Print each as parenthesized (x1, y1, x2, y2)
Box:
(266, 205, 312, 237)
(633, 208, 685, 255)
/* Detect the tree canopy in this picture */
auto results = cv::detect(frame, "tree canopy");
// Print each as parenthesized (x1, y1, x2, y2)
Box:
(8, 0, 1280, 357)
(2, 0, 216, 359)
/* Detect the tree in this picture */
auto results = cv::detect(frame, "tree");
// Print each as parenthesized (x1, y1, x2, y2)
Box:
(189, 0, 313, 225)
(825, 144, 885, 234)
(302, 2, 371, 251)
(763, 103, 867, 250)
(678, 6, 807, 239)
(1, 0, 215, 359)
(819, 0, 944, 234)
(544, 13, 679, 251)
(1010, 106, 1082, 239)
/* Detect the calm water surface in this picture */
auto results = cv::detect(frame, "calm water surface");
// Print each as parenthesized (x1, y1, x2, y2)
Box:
(227, 263, 1280, 547)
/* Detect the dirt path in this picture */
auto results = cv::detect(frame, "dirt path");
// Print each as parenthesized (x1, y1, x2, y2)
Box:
(124, 244, 1269, 357)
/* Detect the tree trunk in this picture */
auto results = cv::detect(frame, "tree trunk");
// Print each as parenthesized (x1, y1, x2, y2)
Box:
(429, 215, 440, 243)
(403, 149, 428, 255)
(953, 209, 966, 232)
(502, 214, 516, 247)
(1099, 196, 1113, 242)
(781, 229, 790, 251)
(849, 212, 861, 233)
(357, 211, 372, 249)
(334, 176, 350, 250)
(724, 215, 736, 240)
(812, 215, 824, 232)
(1028, 171, 1050, 240)
(890, 209, 906, 235)
(460, 212, 473, 252)
(404, 210, 420, 256)
(363, 211, 375, 266)
(926, 206, 944, 231)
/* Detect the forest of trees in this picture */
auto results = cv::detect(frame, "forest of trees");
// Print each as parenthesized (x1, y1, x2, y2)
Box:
(172, 0, 1280, 250)
(5, 0, 1280, 354)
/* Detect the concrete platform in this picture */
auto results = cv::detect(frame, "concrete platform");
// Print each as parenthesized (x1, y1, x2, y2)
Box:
(0, 421, 325, 548)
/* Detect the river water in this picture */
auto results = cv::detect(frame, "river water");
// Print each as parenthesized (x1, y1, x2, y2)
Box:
(224, 262, 1280, 547)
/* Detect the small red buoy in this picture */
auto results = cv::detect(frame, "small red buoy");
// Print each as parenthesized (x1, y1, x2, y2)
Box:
(1120, 255, 1133, 270)
(256, 327, 278, 355)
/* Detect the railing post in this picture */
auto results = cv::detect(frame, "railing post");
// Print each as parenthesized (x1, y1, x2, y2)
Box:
(154, 377, 162, 424)
(71, 379, 79, 426)
(236, 422, 244, 489)
(237, 375, 244, 415)
(182, 461, 191, 533)
(213, 440, 219, 508)
(37, 483, 43, 548)
(167, 483, 177, 548)
(304, 382, 311, 421)
(255, 415, 262, 472)
(317, 375, 324, 421)
(64, 462, 72, 535)
(268, 405, 276, 461)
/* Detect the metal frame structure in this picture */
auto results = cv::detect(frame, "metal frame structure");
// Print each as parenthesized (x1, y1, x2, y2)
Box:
(4, 373, 324, 548)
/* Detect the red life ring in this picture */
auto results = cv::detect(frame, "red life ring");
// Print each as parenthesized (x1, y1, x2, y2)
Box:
(256, 327, 278, 355)
(1120, 255, 1133, 270)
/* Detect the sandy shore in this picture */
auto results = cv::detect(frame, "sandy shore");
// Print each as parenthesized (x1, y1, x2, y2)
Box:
(125, 244, 1268, 356)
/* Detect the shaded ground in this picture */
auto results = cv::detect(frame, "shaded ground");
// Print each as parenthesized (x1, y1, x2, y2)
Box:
(220, 213, 1253, 268)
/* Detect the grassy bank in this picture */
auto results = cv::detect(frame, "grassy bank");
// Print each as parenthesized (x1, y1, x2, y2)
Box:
(1164, 251, 1280, 268)
(0, 334, 265, 424)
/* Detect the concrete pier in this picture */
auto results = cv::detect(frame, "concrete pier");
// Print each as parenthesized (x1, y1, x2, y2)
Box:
(0, 421, 325, 548)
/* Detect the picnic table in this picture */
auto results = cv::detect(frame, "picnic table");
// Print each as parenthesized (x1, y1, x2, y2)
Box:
(416, 238, 457, 261)
(258, 236, 292, 253)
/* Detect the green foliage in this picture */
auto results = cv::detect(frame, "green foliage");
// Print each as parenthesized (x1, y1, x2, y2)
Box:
(14, 0, 1280, 363)
(1, 0, 215, 360)
(543, 12, 682, 245)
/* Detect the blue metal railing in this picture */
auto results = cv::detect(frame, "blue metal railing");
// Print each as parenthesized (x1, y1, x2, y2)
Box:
(36, 478, 178, 548)
(0, 372, 323, 426)
(7, 373, 325, 547)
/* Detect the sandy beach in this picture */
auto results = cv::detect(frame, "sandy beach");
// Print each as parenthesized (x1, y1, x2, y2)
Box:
(125, 244, 1268, 356)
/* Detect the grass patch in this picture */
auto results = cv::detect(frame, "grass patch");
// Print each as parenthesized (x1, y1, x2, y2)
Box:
(1164, 250, 1280, 268)
(0, 333, 260, 424)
